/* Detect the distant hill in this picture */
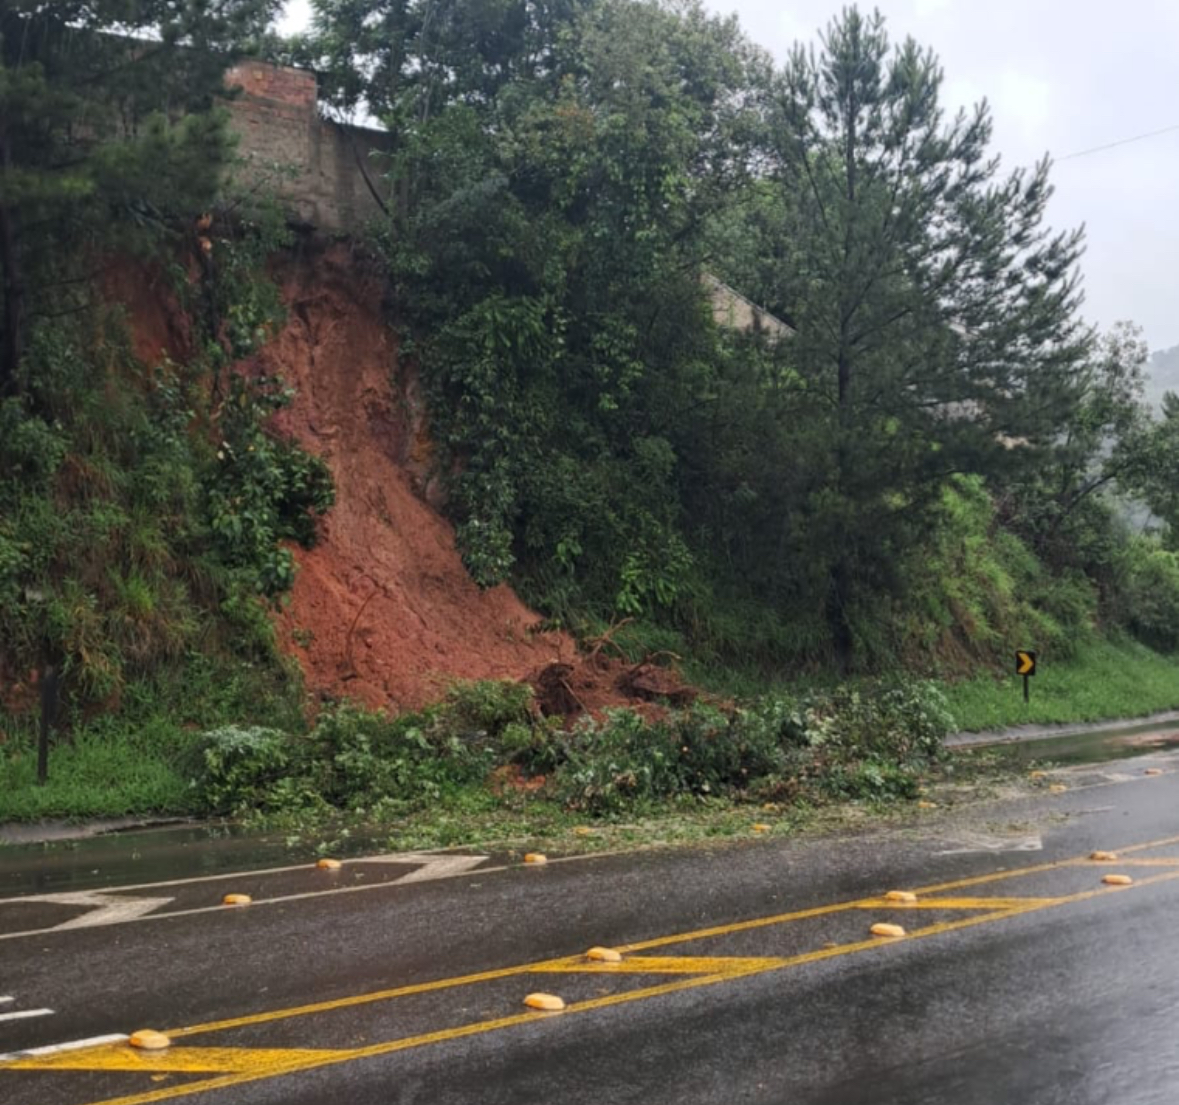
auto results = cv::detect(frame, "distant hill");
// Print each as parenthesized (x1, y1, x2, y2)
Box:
(1146, 345, 1179, 407)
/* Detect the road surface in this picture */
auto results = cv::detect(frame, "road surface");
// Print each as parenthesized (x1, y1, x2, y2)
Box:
(1, 748, 1177, 1105)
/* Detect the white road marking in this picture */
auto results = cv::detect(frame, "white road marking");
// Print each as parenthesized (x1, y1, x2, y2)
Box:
(0, 996, 13, 1004)
(28, 891, 175, 929)
(0, 1008, 53, 1023)
(0, 854, 488, 939)
(0, 850, 491, 900)
(0, 849, 623, 943)
(368, 853, 488, 881)
(936, 833, 1043, 856)
(0, 1033, 127, 1063)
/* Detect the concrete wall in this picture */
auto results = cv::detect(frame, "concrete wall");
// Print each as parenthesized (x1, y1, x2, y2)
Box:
(702, 274, 792, 342)
(224, 60, 393, 233)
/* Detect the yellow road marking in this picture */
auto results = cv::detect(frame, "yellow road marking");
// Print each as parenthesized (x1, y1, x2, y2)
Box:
(38, 907, 1074, 1105)
(59, 870, 1179, 1105)
(1093, 857, 1179, 867)
(5, 1047, 349, 1073)
(529, 955, 788, 975)
(133, 831, 1176, 1043)
(9, 835, 1179, 1105)
(855, 896, 1062, 910)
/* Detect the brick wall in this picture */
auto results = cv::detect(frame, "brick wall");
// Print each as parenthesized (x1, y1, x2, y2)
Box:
(223, 60, 393, 233)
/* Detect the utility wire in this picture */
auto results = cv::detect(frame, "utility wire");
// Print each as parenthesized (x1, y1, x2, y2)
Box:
(1057, 122, 1179, 162)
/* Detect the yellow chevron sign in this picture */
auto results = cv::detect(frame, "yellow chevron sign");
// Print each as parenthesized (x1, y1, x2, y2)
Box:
(1015, 650, 1036, 676)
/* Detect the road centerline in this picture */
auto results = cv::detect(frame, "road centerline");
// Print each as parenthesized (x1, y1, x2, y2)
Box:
(5, 833, 1179, 1105)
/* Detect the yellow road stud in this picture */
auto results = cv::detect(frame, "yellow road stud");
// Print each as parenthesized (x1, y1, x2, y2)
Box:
(524, 993, 565, 1012)
(1089, 851, 1118, 861)
(129, 1030, 171, 1051)
(1102, 874, 1133, 886)
(316, 858, 342, 870)
(870, 922, 906, 938)
(586, 946, 623, 963)
(884, 890, 917, 904)
(223, 893, 252, 906)
(523, 853, 547, 865)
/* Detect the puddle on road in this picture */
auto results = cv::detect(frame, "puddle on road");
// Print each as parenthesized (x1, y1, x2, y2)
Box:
(0, 821, 404, 897)
(956, 723, 1179, 768)
(0, 819, 524, 899)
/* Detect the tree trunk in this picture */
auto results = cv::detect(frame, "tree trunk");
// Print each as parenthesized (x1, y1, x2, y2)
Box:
(0, 135, 24, 399)
(826, 557, 854, 675)
(37, 663, 60, 786)
(827, 95, 857, 675)
(0, 212, 23, 399)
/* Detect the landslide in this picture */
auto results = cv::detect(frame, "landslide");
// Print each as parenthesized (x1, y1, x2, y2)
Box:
(234, 242, 696, 715)
(219, 242, 562, 710)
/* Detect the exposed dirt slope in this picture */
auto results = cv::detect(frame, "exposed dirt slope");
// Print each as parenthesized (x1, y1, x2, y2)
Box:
(235, 242, 574, 710)
(112, 241, 696, 717)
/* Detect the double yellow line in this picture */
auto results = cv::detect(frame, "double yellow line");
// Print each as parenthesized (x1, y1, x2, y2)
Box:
(10, 833, 1179, 1105)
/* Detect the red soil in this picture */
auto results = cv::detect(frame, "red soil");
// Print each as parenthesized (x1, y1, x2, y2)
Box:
(237, 243, 578, 710)
(112, 240, 697, 717)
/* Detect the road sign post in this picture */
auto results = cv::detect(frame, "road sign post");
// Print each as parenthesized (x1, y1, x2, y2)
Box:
(1015, 650, 1036, 703)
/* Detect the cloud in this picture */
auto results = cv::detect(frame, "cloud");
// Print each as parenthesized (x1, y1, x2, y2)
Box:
(911, 0, 953, 15)
(994, 70, 1054, 141)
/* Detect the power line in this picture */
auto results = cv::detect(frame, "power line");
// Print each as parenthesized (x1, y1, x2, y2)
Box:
(1057, 122, 1179, 162)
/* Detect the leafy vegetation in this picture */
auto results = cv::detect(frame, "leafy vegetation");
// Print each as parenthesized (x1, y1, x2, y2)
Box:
(5, 1, 1179, 829)
(297, 0, 1179, 681)
(0, 4, 331, 783)
(123, 677, 954, 824)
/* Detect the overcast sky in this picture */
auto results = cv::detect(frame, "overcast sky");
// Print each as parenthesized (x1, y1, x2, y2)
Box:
(278, 0, 1179, 354)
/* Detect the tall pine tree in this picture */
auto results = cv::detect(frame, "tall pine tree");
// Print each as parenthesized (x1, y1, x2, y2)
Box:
(766, 7, 1091, 667)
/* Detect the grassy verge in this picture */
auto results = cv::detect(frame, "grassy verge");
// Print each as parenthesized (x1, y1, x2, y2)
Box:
(0, 658, 305, 822)
(0, 678, 950, 828)
(0, 715, 204, 821)
(940, 638, 1179, 732)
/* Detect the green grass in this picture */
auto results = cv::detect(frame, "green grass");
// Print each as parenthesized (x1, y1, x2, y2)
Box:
(0, 716, 202, 821)
(11, 636, 1171, 824)
(940, 638, 1179, 732)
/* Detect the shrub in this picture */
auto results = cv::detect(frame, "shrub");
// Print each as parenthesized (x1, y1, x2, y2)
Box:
(299, 702, 496, 810)
(1115, 538, 1179, 652)
(195, 724, 293, 814)
(553, 679, 951, 814)
(554, 709, 681, 814)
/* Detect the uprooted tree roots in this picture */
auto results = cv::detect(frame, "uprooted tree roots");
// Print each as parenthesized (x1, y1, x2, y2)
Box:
(527, 655, 698, 720)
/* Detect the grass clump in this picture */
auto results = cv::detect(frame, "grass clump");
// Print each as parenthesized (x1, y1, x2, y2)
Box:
(942, 638, 1179, 731)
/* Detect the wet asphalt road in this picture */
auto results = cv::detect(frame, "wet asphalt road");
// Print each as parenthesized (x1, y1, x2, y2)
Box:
(1, 750, 1178, 1105)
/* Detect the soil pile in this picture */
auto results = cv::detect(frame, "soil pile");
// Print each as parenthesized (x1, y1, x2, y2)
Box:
(529, 658, 698, 719)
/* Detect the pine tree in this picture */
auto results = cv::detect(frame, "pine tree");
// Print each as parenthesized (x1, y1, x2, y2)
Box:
(766, 6, 1092, 667)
